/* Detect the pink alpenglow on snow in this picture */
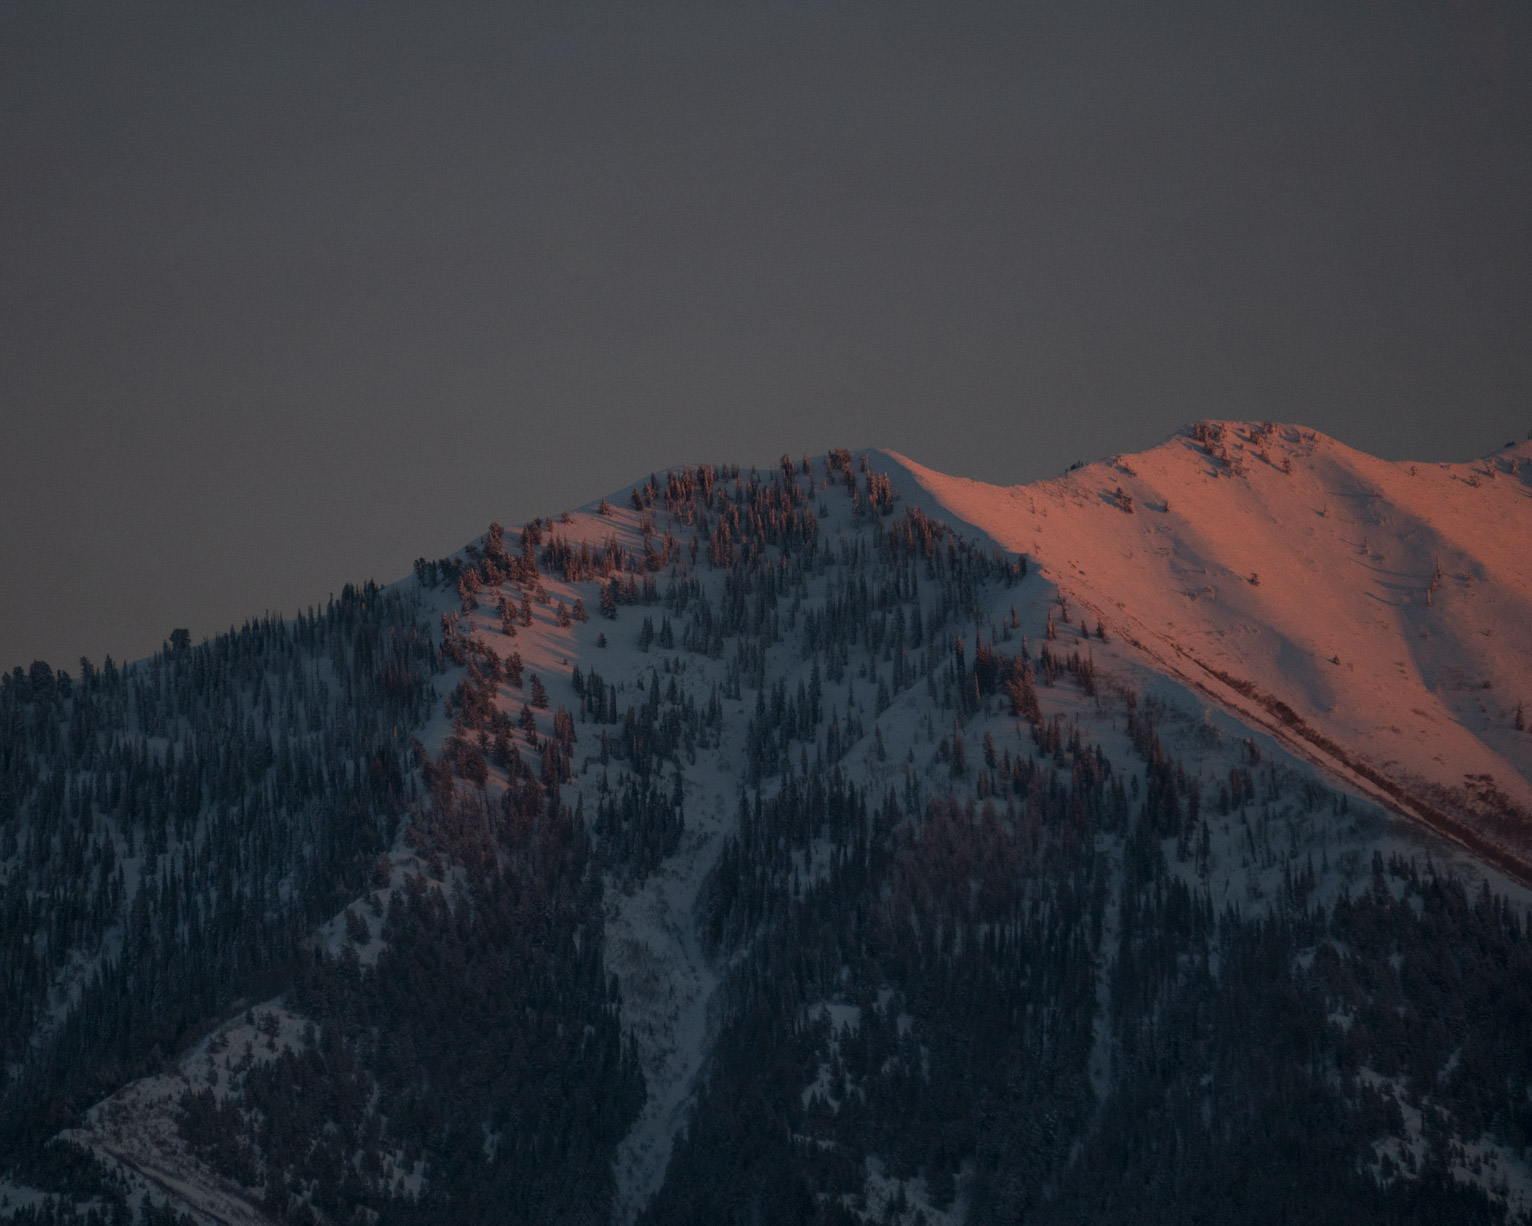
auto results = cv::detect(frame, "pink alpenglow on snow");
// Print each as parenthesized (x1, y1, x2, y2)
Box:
(869, 423, 1532, 878)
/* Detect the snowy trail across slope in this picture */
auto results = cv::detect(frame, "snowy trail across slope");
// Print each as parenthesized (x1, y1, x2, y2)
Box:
(607, 790, 729, 1225)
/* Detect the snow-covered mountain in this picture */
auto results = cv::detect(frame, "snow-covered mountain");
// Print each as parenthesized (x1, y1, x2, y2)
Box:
(4, 427, 1532, 1226)
(883, 422, 1532, 880)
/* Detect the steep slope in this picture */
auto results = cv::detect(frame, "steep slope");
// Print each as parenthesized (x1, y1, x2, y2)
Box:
(880, 423, 1532, 877)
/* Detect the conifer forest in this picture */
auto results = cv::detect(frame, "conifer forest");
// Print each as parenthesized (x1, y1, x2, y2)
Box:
(3, 450, 1531, 1225)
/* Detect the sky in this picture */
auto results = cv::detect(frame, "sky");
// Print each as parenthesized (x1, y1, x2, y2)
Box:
(2, 0, 1529, 673)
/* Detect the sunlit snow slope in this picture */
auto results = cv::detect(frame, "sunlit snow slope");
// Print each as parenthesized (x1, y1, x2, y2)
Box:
(878, 422, 1532, 878)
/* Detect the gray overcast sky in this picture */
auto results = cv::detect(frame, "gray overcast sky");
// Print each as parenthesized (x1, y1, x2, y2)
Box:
(2, 1, 1529, 672)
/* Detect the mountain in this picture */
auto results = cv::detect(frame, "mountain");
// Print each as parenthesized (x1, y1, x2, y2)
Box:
(2, 429, 1531, 1226)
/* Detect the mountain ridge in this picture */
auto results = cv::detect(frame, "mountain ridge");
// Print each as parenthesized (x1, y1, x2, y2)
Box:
(866, 423, 1532, 881)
